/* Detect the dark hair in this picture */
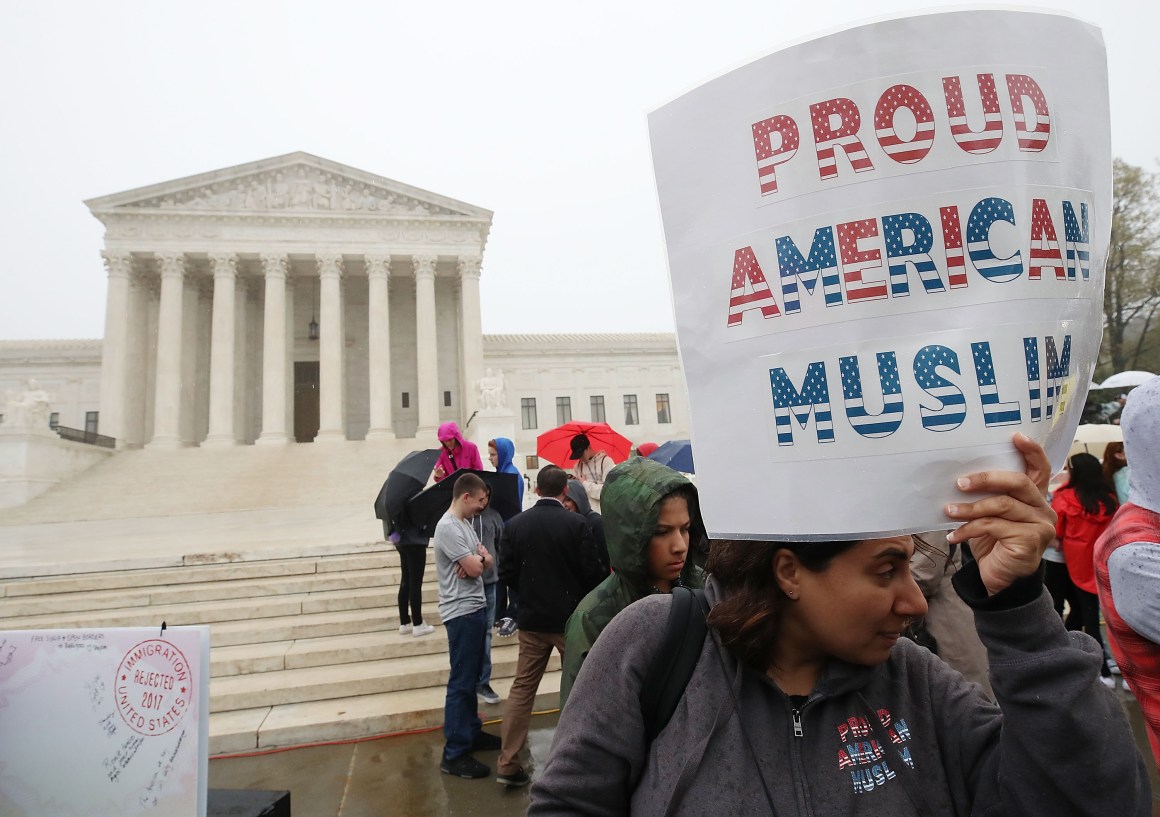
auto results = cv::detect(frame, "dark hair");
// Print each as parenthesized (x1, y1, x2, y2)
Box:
(1102, 441, 1127, 480)
(537, 465, 568, 497)
(659, 483, 707, 568)
(453, 472, 487, 498)
(705, 538, 858, 671)
(1067, 453, 1118, 516)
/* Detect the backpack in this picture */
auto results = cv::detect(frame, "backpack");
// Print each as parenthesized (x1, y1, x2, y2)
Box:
(639, 586, 710, 742)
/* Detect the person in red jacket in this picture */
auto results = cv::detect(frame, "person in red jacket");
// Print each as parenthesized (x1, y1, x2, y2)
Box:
(1051, 452, 1118, 683)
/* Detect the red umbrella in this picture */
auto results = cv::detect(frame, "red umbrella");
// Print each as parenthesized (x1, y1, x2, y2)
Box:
(537, 421, 633, 467)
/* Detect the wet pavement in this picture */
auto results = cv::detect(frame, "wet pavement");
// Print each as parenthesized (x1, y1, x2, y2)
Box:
(210, 711, 559, 817)
(210, 691, 1160, 816)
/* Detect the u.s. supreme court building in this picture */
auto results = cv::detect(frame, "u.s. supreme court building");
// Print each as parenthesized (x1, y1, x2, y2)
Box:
(0, 152, 689, 483)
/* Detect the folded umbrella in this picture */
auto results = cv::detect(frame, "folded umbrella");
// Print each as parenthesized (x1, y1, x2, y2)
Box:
(373, 449, 442, 521)
(405, 470, 522, 536)
(537, 421, 633, 467)
(647, 439, 694, 474)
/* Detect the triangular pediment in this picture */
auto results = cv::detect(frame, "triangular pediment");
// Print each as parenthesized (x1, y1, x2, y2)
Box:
(85, 152, 492, 220)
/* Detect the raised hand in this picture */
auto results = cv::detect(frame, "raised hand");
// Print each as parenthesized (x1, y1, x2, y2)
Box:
(945, 432, 1057, 596)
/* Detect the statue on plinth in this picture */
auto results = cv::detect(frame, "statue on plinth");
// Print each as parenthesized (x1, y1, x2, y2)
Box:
(477, 369, 507, 411)
(2, 379, 54, 433)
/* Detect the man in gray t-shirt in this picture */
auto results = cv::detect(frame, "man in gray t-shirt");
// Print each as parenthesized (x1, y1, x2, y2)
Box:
(434, 472, 502, 780)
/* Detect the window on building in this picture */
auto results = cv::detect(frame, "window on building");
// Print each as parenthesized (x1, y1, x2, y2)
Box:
(443, 390, 452, 407)
(49, 412, 60, 429)
(521, 398, 538, 430)
(525, 455, 540, 470)
(401, 392, 410, 408)
(624, 395, 639, 426)
(590, 395, 606, 423)
(556, 396, 572, 425)
(656, 393, 671, 424)
(85, 411, 99, 434)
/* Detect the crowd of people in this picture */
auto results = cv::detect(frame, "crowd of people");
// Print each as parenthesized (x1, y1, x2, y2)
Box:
(379, 396, 1158, 811)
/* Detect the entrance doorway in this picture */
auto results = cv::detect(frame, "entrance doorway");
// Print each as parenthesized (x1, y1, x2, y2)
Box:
(294, 362, 320, 443)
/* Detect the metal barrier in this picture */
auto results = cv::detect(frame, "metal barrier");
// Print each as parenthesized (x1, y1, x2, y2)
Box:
(55, 426, 116, 449)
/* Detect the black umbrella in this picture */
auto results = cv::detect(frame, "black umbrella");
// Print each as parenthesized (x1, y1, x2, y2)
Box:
(405, 470, 522, 535)
(373, 449, 442, 521)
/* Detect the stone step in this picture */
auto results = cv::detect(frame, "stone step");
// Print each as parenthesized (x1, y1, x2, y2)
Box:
(210, 625, 513, 677)
(211, 641, 560, 712)
(208, 605, 442, 648)
(0, 567, 405, 616)
(1, 550, 408, 597)
(0, 582, 439, 631)
(210, 671, 564, 754)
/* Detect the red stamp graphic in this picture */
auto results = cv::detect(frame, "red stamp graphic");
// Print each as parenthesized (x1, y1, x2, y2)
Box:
(114, 639, 193, 736)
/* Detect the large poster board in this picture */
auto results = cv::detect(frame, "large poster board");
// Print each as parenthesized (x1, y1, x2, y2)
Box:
(649, 9, 1110, 539)
(0, 627, 211, 817)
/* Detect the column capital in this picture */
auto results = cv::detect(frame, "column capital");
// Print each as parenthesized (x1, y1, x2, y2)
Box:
(413, 254, 438, 280)
(209, 252, 238, 279)
(365, 254, 391, 279)
(156, 252, 186, 279)
(457, 255, 482, 279)
(259, 253, 289, 280)
(316, 253, 344, 280)
(101, 251, 133, 279)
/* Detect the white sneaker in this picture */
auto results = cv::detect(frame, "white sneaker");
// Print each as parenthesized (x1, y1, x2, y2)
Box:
(1099, 675, 1116, 689)
(399, 623, 413, 635)
(412, 623, 435, 637)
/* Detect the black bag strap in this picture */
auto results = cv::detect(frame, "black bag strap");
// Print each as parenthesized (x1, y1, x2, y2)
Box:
(640, 586, 709, 742)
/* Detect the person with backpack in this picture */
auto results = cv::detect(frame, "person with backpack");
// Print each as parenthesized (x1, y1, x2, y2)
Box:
(559, 458, 704, 708)
(529, 435, 1152, 816)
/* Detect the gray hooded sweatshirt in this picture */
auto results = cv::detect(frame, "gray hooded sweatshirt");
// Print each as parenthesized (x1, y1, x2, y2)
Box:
(530, 562, 1151, 816)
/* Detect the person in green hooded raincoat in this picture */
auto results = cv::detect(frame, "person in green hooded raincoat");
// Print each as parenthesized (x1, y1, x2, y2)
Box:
(559, 457, 705, 707)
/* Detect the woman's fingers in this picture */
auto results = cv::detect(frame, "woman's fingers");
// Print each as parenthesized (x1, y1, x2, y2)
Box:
(1013, 431, 1053, 494)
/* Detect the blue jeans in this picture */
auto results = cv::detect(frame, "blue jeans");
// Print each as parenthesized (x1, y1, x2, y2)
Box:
(443, 606, 487, 761)
(479, 583, 497, 686)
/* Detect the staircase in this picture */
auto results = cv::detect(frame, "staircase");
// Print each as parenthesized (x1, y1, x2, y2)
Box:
(0, 544, 562, 755)
(0, 441, 558, 755)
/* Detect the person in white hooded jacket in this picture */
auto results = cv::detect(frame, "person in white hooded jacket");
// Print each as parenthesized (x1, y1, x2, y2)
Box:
(530, 435, 1152, 816)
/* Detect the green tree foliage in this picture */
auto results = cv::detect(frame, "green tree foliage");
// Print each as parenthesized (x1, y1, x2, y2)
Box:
(1102, 158, 1160, 375)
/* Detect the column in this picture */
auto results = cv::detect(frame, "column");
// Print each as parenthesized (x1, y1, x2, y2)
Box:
(414, 255, 440, 433)
(147, 252, 186, 448)
(203, 252, 238, 446)
(315, 253, 347, 441)
(98, 251, 133, 447)
(256, 253, 291, 445)
(365, 254, 395, 440)
(457, 256, 484, 419)
(123, 269, 149, 447)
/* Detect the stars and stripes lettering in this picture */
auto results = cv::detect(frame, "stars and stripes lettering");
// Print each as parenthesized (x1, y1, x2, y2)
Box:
(752, 115, 800, 196)
(942, 74, 1004, 154)
(1023, 334, 1072, 421)
(776, 227, 843, 313)
(1006, 74, 1051, 152)
(939, 206, 968, 288)
(810, 97, 875, 180)
(748, 71, 1055, 198)
(840, 352, 904, 438)
(836, 219, 888, 302)
(728, 247, 781, 326)
(970, 342, 1021, 426)
(726, 193, 1091, 330)
(913, 345, 966, 431)
(967, 197, 1023, 282)
(1063, 202, 1090, 281)
(1028, 198, 1065, 280)
(882, 212, 945, 296)
(874, 84, 935, 164)
(770, 362, 835, 446)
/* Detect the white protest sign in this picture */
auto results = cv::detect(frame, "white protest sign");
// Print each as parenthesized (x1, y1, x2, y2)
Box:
(0, 627, 210, 817)
(649, 9, 1109, 539)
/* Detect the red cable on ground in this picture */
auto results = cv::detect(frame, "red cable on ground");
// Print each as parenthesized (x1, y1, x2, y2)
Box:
(210, 708, 561, 760)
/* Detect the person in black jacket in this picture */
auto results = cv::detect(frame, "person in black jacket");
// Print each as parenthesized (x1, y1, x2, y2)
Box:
(495, 465, 607, 787)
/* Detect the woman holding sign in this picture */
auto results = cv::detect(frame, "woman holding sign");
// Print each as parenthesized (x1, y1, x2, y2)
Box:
(530, 435, 1151, 816)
